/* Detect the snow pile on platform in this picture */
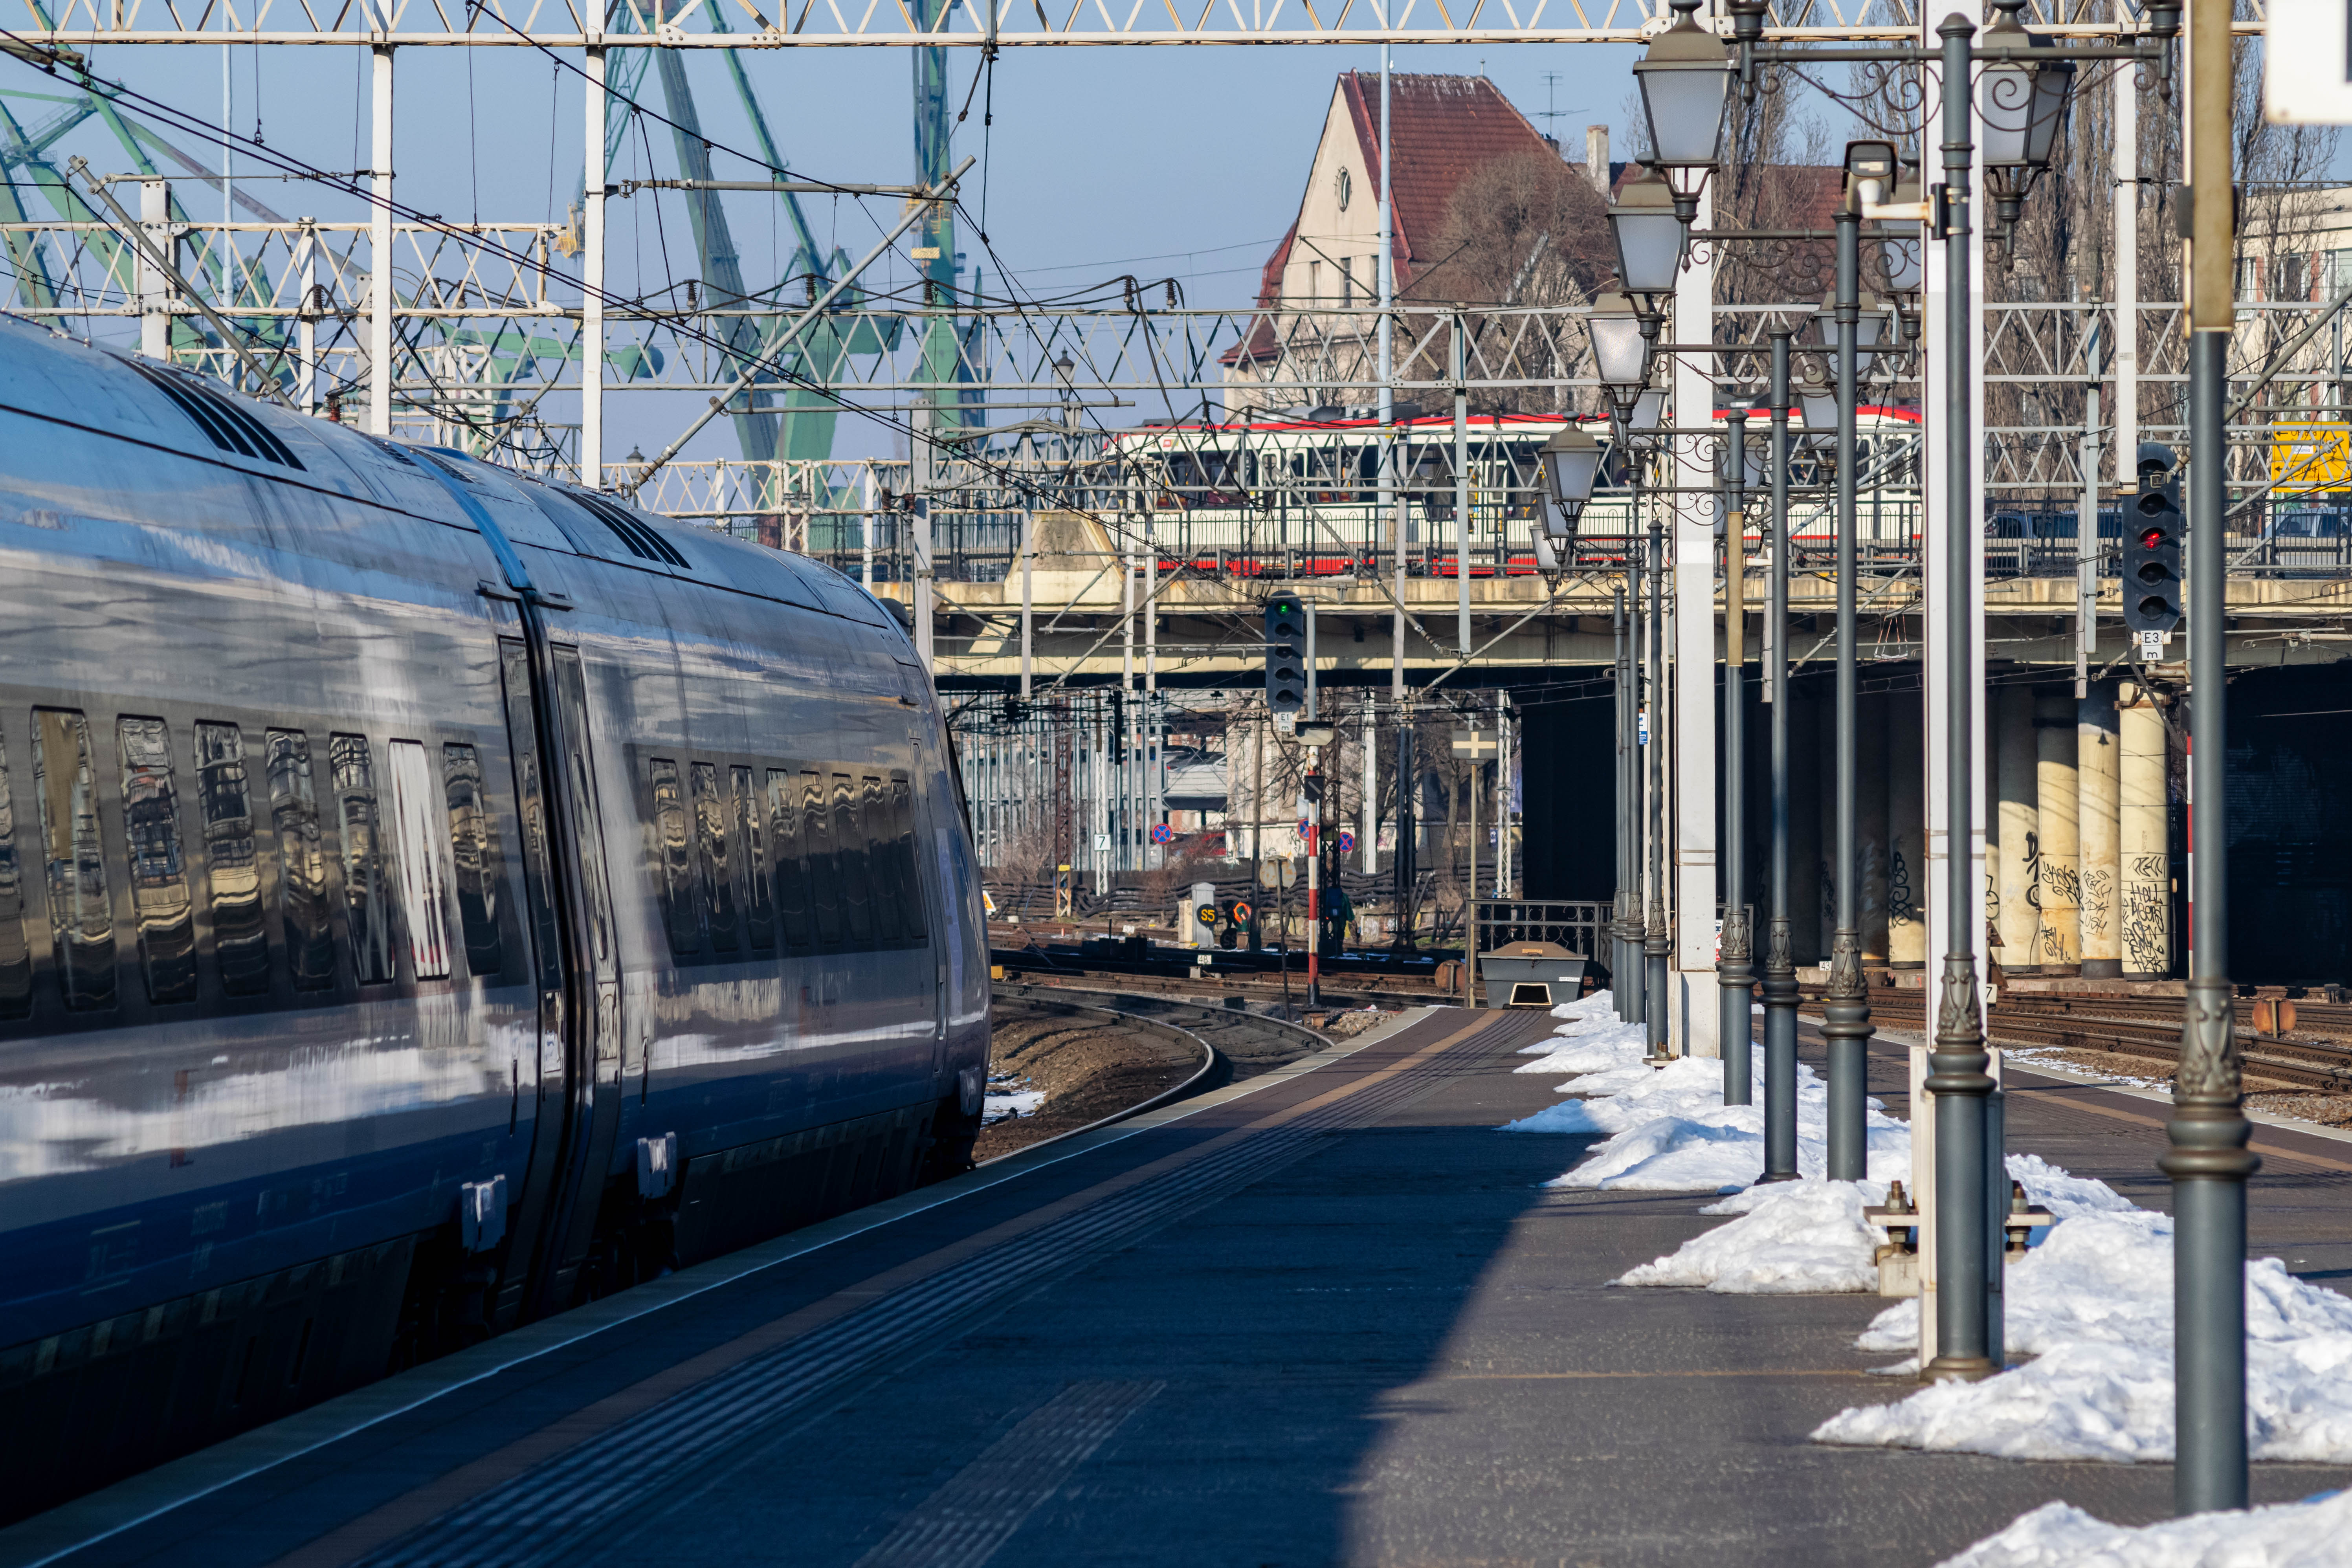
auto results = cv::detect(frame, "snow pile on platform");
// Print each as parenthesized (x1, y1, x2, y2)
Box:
(1937, 1491, 2352, 1567)
(1502, 1050, 1910, 1193)
(1818, 1196, 2352, 1462)
(1614, 1179, 1888, 1293)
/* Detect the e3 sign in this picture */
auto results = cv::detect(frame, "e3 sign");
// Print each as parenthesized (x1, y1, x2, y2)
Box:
(2123, 442, 2183, 649)
(1264, 595, 1306, 719)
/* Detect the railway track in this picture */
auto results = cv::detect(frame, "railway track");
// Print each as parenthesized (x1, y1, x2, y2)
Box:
(1001, 963, 1452, 1015)
(1798, 988, 2352, 1093)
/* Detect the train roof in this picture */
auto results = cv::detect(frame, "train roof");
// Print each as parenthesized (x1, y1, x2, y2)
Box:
(0, 312, 910, 646)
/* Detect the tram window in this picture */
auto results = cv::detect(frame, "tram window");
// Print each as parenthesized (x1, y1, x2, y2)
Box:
(648, 758, 699, 960)
(386, 741, 453, 981)
(33, 710, 116, 1010)
(0, 721, 31, 1017)
(330, 735, 394, 985)
(194, 723, 268, 998)
(441, 743, 505, 977)
(733, 767, 773, 952)
(833, 774, 876, 947)
(765, 769, 814, 951)
(266, 729, 336, 990)
(803, 770, 843, 947)
(691, 763, 739, 955)
(889, 776, 927, 943)
(859, 777, 899, 941)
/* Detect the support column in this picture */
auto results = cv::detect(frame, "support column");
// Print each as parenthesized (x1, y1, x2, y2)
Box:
(137, 179, 171, 361)
(367, 44, 394, 436)
(1859, 691, 1891, 967)
(2114, 63, 2139, 508)
(1673, 183, 1720, 1058)
(1817, 713, 1839, 961)
(2078, 682, 2122, 978)
(581, 43, 605, 486)
(1994, 687, 2040, 976)
(1890, 691, 1926, 968)
(1018, 509, 1034, 699)
(2035, 688, 2081, 973)
(1360, 700, 1378, 877)
(2119, 683, 2170, 980)
(1789, 687, 1823, 964)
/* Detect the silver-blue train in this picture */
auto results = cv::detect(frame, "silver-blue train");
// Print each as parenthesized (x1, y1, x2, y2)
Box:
(0, 315, 991, 1519)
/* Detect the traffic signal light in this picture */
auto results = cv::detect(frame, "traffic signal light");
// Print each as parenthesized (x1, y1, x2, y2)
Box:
(1264, 594, 1306, 720)
(2123, 444, 2183, 642)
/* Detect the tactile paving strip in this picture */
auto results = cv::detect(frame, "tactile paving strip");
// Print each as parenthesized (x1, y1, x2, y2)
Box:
(357, 1012, 1521, 1568)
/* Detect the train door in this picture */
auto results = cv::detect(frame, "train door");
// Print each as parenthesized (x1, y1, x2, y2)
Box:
(490, 638, 570, 1331)
(538, 646, 625, 1308)
(903, 664, 947, 1075)
(493, 635, 626, 1321)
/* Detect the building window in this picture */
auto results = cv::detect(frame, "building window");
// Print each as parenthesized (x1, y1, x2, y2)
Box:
(1341, 256, 1354, 308)
(1336, 165, 1352, 211)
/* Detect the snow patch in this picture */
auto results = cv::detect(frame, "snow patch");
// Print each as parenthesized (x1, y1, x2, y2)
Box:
(1615, 1179, 1888, 1293)
(1819, 1206, 2352, 1462)
(1938, 1492, 2352, 1567)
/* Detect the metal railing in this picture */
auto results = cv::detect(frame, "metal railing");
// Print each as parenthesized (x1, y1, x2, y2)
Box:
(1474, 899, 1607, 965)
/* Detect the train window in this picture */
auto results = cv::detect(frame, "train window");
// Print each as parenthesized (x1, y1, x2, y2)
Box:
(691, 763, 739, 955)
(648, 758, 699, 959)
(833, 774, 875, 948)
(195, 724, 269, 997)
(330, 735, 394, 985)
(0, 722, 31, 1017)
(115, 717, 196, 1006)
(732, 767, 773, 952)
(33, 710, 116, 1010)
(442, 744, 505, 977)
(386, 741, 453, 981)
(266, 730, 336, 990)
(765, 769, 814, 951)
(888, 775, 927, 942)
(858, 777, 898, 941)
(802, 770, 843, 947)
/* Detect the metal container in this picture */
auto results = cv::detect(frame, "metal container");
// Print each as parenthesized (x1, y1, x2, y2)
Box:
(1478, 941, 1587, 1009)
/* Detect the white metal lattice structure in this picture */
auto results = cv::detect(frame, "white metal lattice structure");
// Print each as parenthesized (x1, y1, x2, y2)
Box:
(2, 0, 2246, 47)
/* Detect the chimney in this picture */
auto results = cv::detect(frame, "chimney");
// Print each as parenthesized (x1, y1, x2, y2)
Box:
(1585, 125, 1611, 196)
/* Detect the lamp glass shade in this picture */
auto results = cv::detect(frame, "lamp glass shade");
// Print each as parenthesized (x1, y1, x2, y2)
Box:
(1979, 60, 2035, 167)
(2025, 60, 2075, 169)
(1610, 185, 1686, 297)
(1796, 383, 1838, 436)
(1533, 528, 1570, 572)
(1628, 388, 1670, 449)
(1539, 491, 1583, 539)
(1853, 296, 1886, 349)
(1588, 294, 1652, 391)
(1636, 59, 1732, 168)
(1542, 428, 1604, 506)
(1880, 234, 1923, 294)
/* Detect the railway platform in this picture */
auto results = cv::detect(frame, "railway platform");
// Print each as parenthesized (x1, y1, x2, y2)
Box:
(9, 1004, 2352, 1568)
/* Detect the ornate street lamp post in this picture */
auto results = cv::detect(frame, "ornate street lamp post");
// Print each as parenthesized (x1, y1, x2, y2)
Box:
(1760, 328, 1800, 1180)
(1720, 403, 1754, 1104)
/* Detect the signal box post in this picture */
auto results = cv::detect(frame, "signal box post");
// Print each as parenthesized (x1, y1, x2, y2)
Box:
(2124, 443, 2184, 663)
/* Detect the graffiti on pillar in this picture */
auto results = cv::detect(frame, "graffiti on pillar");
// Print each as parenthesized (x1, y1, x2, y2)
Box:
(2080, 864, 2113, 948)
(2121, 854, 2169, 974)
(1888, 846, 1915, 930)
(1985, 866, 2000, 934)
(2022, 830, 2044, 912)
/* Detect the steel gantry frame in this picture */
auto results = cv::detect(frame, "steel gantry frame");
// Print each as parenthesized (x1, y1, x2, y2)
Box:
(0, 0, 2261, 48)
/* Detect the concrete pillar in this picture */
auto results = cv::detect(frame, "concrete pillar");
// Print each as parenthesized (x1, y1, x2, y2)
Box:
(1889, 688, 1926, 968)
(1859, 691, 1891, 965)
(2119, 684, 2170, 980)
(2034, 688, 2081, 973)
(1994, 686, 2040, 974)
(2078, 682, 2122, 978)
(1789, 685, 1823, 963)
